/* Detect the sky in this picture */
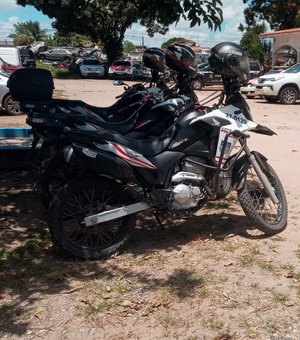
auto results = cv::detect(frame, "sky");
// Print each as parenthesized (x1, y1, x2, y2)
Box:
(0, 0, 248, 48)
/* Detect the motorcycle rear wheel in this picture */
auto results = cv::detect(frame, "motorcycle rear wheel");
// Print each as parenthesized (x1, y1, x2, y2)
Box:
(37, 154, 96, 208)
(238, 159, 287, 235)
(48, 178, 136, 259)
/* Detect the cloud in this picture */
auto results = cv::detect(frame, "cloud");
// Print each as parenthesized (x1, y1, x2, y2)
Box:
(0, 16, 19, 40)
(0, 0, 18, 11)
(125, 0, 247, 47)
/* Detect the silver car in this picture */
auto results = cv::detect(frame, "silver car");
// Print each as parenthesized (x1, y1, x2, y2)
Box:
(0, 71, 23, 116)
(79, 58, 105, 78)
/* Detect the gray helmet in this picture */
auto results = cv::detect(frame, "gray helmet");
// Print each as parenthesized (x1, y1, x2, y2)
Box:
(208, 42, 250, 83)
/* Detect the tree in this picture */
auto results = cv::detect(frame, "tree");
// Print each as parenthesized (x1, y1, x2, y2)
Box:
(15, 0, 223, 63)
(239, 24, 266, 63)
(243, 0, 300, 30)
(123, 40, 136, 53)
(8, 20, 48, 45)
(161, 37, 197, 48)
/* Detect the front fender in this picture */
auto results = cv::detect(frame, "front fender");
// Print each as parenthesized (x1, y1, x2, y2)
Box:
(232, 152, 268, 191)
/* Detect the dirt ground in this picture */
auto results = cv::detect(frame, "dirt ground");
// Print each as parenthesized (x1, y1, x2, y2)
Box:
(0, 79, 300, 340)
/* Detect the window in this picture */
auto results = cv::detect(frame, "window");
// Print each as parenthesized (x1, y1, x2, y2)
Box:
(113, 61, 131, 67)
(83, 59, 101, 65)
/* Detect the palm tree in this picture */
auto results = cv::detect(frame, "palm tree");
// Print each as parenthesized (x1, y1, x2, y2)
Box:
(8, 21, 48, 45)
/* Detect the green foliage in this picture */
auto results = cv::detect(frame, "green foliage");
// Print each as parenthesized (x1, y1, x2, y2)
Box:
(243, 0, 300, 30)
(16, 0, 223, 63)
(36, 61, 79, 79)
(123, 40, 136, 53)
(239, 24, 267, 64)
(8, 20, 48, 45)
(161, 37, 196, 48)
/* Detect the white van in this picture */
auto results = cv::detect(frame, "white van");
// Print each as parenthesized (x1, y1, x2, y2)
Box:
(0, 47, 22, 66)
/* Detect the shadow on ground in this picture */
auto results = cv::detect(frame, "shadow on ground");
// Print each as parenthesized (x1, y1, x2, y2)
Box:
(0, 169, 271, 336)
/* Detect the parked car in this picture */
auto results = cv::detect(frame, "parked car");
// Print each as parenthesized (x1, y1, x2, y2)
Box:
(18, 48, 36, 68)
(241, 78, 260, 98)
(108, 60, 137, 80)
(0, 71, 23, 116)
(39, 48, 77, 64)
(256, 63, 300, 104)
(133, 62, 143, 79)
(27, 41, 47, 55)
(0, 47, 22, 66)
(142, 65, 152, 80)
(249, 60, 263, 79)
(191, 61, 222, 90)
(79, 58, 105, 78)
(0, 57, 23, 74)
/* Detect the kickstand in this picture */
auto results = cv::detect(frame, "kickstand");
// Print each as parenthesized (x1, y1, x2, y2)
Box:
(154, 213, 165, 231)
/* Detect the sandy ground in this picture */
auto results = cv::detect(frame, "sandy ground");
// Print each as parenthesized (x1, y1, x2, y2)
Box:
(0, 79, 300, 339)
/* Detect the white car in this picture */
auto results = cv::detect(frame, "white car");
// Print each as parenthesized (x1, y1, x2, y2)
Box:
(108, 60, 137, 80)
(241, 78, 260, 98)
(79, 58, 105, 78)
(256, 63, 300, 104)
(0, 71, 23, 116)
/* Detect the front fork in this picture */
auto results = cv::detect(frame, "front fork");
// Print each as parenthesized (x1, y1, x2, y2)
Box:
(245, 148, 279, 205)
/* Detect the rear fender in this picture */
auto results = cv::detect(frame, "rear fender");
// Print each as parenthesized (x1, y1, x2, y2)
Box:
(232, 152, 268, 191)
(71, 143, 136, 180)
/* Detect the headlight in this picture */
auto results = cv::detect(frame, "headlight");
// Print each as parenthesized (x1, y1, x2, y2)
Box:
(268, 76, 285, 82)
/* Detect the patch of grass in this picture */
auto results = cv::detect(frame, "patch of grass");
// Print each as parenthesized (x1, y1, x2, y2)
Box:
(250, 282, 259, 289)
(265, 318, 279, 334)
(271, 291, 290, 305)
(84, 299, 118, 319)
(115, 281, 131, 294)
(239, 245, 260, 267)
(36, 61, 79, 79)
(204, 315, 224, 330)
(155, 312, 180, 330)
(293, 272, 300, 280)
(271, 236, 285, 242)
(214, 202, 230, 209)
(281, 263, 295, 271)
(239, 318, 260, 339)
(259, 262, 275, 272)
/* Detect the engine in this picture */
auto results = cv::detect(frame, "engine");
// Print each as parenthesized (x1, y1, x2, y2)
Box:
(168, 157, 208, 211)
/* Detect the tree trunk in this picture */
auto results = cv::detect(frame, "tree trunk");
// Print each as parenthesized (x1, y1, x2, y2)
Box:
(103, 38, 124, 64)
(102, 27, 126, 64)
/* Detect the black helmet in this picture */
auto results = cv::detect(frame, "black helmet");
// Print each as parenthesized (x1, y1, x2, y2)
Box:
(165, 44, 198, 78)
(142, 47, 165, 72)
(208, 42, 250, 83)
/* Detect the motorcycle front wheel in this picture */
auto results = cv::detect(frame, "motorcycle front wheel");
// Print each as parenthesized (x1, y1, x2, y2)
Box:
(238, 158, 288, 235)
(48, 178, 136, 259)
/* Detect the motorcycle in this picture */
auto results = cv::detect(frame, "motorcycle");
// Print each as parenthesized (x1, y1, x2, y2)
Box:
(46, 77, 288, 259)
(8, 67, 197, 207)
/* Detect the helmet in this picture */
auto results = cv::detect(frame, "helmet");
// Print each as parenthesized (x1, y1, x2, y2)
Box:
(165, 44, 198, 78)
(142, 47, 165, 72)
(208, 42, 250, 83)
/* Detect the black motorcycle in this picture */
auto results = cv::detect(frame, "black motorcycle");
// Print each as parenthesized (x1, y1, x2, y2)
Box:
(45, 77, 287, 259)
(8, 67, 197, 207)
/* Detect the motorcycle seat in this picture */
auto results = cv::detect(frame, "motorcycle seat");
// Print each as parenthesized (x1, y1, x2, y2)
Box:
(87, 121, 178, 157)
(65, 103, 139, 135)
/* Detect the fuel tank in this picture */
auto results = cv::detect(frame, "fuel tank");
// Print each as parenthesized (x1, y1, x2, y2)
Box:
(167, 110, 212, 157)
